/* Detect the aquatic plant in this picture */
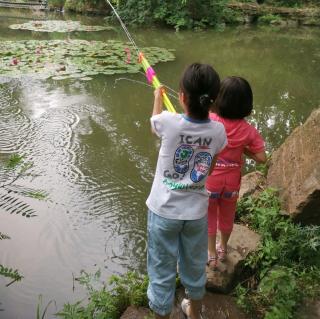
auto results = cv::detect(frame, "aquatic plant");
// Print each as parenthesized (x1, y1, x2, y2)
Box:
(9, 20, 112, 33)
(0, 39, 175, 81)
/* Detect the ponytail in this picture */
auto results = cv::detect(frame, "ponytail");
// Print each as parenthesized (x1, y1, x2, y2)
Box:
(180, 63, 220, 120)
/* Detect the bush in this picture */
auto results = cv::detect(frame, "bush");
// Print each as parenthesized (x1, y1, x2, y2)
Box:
(114, 0, 229, 30)
(47, 0, 65, 9)
(70, 0, 108, 12)
(56, 271, 149, 319)
(236, 189, 320, 318)
(258, 14, 283, 24)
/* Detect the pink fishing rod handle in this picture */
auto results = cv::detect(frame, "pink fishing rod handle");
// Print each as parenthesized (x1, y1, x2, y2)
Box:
(146, 67, 156, 84)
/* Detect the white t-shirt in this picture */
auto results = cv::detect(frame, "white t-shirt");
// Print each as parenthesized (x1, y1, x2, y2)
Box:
(146, 111, 227, 220)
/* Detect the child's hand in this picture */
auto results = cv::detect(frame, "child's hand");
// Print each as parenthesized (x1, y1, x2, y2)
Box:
(152, 86, 164, 116)
(154, 86, 164, 103)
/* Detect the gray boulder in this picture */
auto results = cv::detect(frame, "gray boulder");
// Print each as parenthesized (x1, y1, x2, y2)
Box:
(239, 171, 266, 200)
(267, 108, 320, 225)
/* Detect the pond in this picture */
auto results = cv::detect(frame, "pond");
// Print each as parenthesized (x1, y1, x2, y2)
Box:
(0, 7, 320, 318)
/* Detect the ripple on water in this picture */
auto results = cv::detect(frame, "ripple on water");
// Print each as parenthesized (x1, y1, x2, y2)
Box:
(0, 77, 150, 294)
(0, 83, 31, 154)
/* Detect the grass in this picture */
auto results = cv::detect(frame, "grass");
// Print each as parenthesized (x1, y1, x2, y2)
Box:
(235, 188, 320, 318)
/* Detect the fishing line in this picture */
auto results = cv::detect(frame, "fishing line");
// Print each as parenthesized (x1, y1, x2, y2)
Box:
(113, 77, 179, 101)
(104, 0, 140, 55)
(104, 0, 177, 113)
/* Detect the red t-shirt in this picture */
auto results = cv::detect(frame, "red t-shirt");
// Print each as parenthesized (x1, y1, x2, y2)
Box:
(206, 113, 265, 188)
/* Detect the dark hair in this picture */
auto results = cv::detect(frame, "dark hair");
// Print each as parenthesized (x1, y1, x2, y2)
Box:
(180, 63, 220, 120)
(215, 76, 253, 119)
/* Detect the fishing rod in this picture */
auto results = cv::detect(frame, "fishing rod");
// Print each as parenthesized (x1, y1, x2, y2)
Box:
(104, 0, 176, 113)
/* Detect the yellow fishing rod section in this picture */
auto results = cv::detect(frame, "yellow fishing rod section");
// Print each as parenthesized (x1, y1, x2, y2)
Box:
(139, 52, 176, 113)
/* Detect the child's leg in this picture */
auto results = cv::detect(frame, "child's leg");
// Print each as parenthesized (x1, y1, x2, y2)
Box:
(218, 171, 240, 254)
(217, 196, 237, 252)
(178, 215, 208, 319)
(208, 197, 219, 259)
(147, 210, 182, 317)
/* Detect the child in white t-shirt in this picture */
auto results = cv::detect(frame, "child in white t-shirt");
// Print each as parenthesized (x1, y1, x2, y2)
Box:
(146, 63, 227, 319)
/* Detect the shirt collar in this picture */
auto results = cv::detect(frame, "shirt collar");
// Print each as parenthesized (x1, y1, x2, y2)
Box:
(182, 114, 211, 124)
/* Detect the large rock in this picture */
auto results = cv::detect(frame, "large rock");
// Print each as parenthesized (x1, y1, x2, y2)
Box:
(239, 171, 266, 200)
(120, 306, 151, 319)
(267, 108, 320, 225)
(295, 299, 320, 319)
(206, 224, 261, 293)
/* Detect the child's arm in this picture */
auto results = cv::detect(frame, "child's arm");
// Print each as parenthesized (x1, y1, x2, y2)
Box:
(152, 87, 163, 116)
(151, 87, 164, 135)
(244, 148, 267, 164)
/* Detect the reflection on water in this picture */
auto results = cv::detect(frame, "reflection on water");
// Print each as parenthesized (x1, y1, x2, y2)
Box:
(0, 7, 320, 319)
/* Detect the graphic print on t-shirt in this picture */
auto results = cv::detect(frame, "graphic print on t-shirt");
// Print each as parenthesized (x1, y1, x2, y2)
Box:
(190, 152, 212, 183)
(173, 145, 194, 174)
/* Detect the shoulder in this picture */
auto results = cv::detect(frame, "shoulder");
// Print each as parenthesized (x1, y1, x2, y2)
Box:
(209, 119, 226, 134)
(151, 111, 180, 122)
(151, 111, 181, 137)
(209, 112, 221, 122)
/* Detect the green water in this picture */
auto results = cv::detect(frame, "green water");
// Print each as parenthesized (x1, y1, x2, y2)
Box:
(0, 7, 320, 318)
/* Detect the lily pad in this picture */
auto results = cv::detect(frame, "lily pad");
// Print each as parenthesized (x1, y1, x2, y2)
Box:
(0, 39, 175, 81)
(9, 20, 112, 33)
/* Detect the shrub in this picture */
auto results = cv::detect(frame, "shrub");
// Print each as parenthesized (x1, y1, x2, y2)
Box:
(56, 271, 149, 319)
(236, 189, 320, 318)
(258, 14, 283, 24)
(113, 0, 229, 30)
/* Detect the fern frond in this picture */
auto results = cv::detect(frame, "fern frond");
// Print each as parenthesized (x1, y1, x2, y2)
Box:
(0, 232, 10, 240)
(4, 184, 48, 200)
(0, 264, 23, 283)
(6, 154, 23, 169)
(0, 192, 37, 217)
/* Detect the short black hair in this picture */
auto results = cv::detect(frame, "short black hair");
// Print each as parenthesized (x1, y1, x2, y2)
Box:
(180, 63, 220, 120)
(215, 76, 253, 119)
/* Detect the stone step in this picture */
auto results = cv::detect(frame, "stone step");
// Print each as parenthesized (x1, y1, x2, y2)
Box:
(206, 224, 261, 293)
(120, 289, 248, 319)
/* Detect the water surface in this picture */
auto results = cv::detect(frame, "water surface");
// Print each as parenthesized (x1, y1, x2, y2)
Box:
(0, 7, 320, 318)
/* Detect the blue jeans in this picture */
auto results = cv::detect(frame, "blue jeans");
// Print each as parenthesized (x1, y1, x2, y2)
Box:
(147, 210, 208, 316)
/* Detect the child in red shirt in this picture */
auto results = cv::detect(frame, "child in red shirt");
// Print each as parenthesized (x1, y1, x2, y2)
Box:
(206, 76, 267, 268)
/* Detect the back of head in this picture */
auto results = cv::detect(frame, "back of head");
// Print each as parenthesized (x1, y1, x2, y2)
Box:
(215, 76, 253, 119)
(180, 63, 220, 120)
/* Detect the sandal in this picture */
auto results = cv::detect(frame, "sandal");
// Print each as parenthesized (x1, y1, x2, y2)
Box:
(217, 246, 227, 262)
(207, 255, 218, 269)
(181, 298, 203, 319)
